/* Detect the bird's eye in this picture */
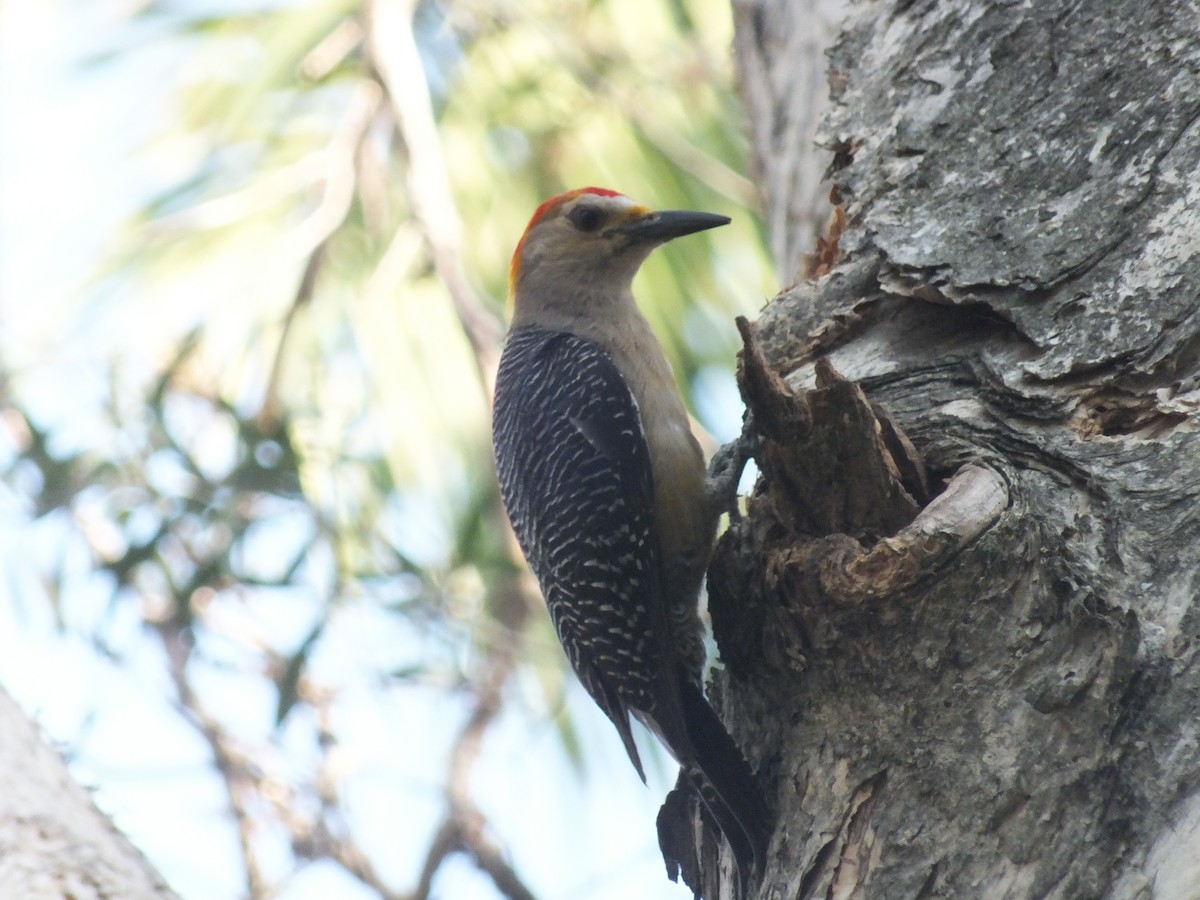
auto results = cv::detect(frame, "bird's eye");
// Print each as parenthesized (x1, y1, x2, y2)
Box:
(569, 205, 605, 233)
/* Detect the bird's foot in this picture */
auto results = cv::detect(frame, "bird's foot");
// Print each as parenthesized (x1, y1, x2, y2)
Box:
(706, 411, 761, 521)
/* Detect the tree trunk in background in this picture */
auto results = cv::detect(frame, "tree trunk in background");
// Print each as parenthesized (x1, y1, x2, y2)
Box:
(709, 1, 1200, 897)
(733, 0, 848, 281)
(0, 688, 176, 899)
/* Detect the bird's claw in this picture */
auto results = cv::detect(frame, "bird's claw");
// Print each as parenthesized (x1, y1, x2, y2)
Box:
(707, 412, 760, 521)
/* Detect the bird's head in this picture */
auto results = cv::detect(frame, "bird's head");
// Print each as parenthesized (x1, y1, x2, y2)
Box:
(508, 187, 729, 321)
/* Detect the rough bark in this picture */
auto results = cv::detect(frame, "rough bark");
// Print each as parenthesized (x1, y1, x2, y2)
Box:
(705, 1, 1200, 898)
(0, 687, 177, 899)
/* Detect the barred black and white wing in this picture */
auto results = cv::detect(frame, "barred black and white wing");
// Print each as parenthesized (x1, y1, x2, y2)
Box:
(492, 325, 666, 780)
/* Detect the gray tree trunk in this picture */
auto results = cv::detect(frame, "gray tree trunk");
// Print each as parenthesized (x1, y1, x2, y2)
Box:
(704, 1, 1200, 897)
(0, 687, 177, 899)
(733, 0, 848, 281)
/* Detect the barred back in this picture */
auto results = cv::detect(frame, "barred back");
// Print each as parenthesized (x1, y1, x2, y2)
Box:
(493, 325, 771, 881)
(492, 325, 665, 777)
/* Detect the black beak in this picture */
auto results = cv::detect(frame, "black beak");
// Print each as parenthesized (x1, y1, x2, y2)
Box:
(619, 209, 731, 243)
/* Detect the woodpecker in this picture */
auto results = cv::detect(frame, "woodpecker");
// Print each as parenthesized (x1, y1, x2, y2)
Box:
(492, 187, 769, 887)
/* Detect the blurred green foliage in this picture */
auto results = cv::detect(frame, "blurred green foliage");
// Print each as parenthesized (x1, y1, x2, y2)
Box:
(1, 0, 774, 896)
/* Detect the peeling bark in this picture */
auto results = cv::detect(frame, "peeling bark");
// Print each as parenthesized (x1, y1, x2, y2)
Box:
(707, 1, 1200, 897)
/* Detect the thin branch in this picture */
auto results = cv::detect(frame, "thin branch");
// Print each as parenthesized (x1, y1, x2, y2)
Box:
(156, 619, 273, 899)
(631, 113, 760, 208)
(141, 156, 328, 238)
(365, 0, 504, 396)
(158, 611, 407, 900)
(448, 578, 537, 899)
(406, 819, 458, 900)
(302, 680, 404, 900)
(299, 18, 365, 82)
(258, 81, 383, 428)
(402, 576, 538, 900)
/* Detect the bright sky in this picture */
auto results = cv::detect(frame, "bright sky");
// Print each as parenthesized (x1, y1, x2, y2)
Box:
(0, 3, 696, 898)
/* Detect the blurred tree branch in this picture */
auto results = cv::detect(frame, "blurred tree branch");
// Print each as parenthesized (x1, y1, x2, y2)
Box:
(0, 0, 782, 897)
(367, 0, 504, 390)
